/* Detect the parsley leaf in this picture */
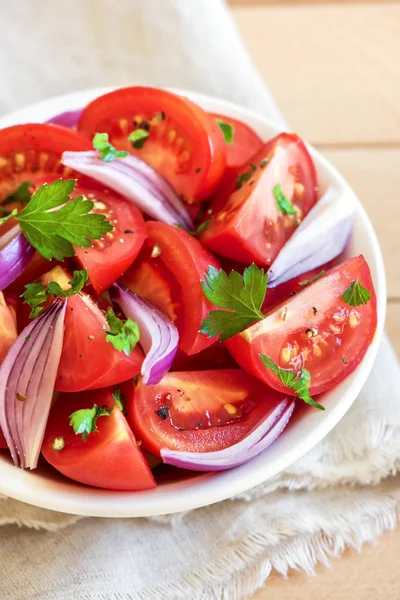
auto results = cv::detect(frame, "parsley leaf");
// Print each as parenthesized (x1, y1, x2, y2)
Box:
(200, 264, 267, 341)
(22, 268, 88, 318)
(216, 119, 234, 145)
(93, 132, 128, 162)
(2, 181, 32, 205)
(342, 279, 371, 306)
(236, 163, 256, 189)
(176, 220, 211, 237)
(273, 184, 297, 215)
(112, 389, 127, 415)
(259, 354, 324, 410)
(298, 270, 326, 288)
(69, 404, 113, 442)
(128, 128, 149, 149)
(22, 282, 49, 319)
(105, 310, 140, 355)
(15, 179, 113, 261)
(0, 208, 18, 227)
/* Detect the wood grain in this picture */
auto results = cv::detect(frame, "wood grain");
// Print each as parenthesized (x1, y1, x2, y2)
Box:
(253, 528, 400, 599)
(232, 3, 400, 145)
(321, 148, 400, 299)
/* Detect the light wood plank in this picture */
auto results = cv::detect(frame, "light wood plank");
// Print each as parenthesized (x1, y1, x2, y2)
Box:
(386, 302, 400, 357)
(232, 3, 400, 145)
(321, 147, 400, 299)
(252, 528, 400, 599)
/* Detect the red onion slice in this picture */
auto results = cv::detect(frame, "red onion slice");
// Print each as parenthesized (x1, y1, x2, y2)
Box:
(0, 225, 35, 291)
(0, 299, 66, 469)
(111, 283, 179, 385)
(268, 187, 354, 288)
(46, 108, 83, 129)
(62, 150, 193, 230)
(161, 399, 294, 471)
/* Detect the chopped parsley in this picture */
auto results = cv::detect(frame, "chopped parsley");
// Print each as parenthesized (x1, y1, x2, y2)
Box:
(8, 179, 113, 261)
(200, 264, 267, 341)
(69, 404, 113, 442)
(216, 119, 234, 145)
(273, 184, 296, 216)
(93, 132, 128, 161)
(112, 388, 127, 415)
(105, 310, 140, 356)
(128, 128, 149, 149)
(236, 163, 256, 189)
(22, 269, 88, 318)
(342, 279, 371, 307)
(259, 354, 324, 410)
(298, 270, 326, 288)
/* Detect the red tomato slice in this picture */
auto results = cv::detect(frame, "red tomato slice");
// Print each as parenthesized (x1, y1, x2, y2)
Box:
(262, 261, 336, 313)
(71, 181, 146, 293)
(124, 222, 221, 355)
(42, 387, 156, 491)
(172, 343, 238, 371)
(78, 87, 226, 201)
(121, 247, 181, 322)
(201, 133, 318, 265)
(6, 251, 51, 296)
(40, 266, 143, 392)
(225, 256, 377, 396)
(0, 123, 91, 203)
(210, 113, 263, 170)
(0, 292, 17, 365)
(126, 370, 288, 456)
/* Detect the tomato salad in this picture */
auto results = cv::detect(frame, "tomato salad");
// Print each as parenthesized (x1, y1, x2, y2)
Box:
(0, 87, 377, 490)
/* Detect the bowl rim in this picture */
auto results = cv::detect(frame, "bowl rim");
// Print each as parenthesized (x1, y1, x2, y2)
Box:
(0, 87, 386, 517)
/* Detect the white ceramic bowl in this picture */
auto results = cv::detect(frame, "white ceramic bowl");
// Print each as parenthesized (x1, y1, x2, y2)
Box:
(0, 88, 386, 517)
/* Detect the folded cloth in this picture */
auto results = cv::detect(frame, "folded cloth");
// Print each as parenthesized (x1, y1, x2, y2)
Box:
(0, 1, 399, 599)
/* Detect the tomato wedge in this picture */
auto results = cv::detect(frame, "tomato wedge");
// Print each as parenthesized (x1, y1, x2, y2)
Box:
(41, 267, 143, 392)
(42, 387, 156, 491)
(126, 370, 288, 456)
(0, 123, 91, 203)
(123, 221, 221, 355)
(225, 256, 377, 396)
(78, 87, 226, 201)
(210, 113, 263, 170)
(71, 180, 146, 293)
(0, 292, 17, 364)
(201, 133, 317, 265)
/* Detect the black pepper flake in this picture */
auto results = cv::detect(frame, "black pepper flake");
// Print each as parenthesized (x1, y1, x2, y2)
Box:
(249, 180, 255, 186)
(288, 291, 297, 297)
(25, 335, 31, 342)
(79, 354, 83, 358)
(84, 251, 88, 254)
(138, 120, 150, 131)
(156, 406, 169, 420)
(342, 355, 348, 364)
(195, 167, 202, 173)
(312, 307, 318, 315)
(124, 229, 134, 234)
(161, 111, 166, 120)
(260, 158, 269, 168)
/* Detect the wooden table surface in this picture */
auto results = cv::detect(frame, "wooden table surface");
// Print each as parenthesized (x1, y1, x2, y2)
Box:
(229, 0, 400, 597)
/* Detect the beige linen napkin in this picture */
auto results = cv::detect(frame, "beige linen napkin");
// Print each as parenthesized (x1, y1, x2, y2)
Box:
(0, 1, 399, 599)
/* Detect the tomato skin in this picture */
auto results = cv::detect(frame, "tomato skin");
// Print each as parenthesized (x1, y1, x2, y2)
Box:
(201, 133, 318, 265)
(78, 87, 226, 201)
(210, 113, 263, 170)
(225, 256, 377, 396)
(72, 181, 147, 293)
(126, 370, 288, 456)
(47, 266, 143, 391)
(172, 343, 238, 371)
(0, 292, 17, 365)
(42, 387, 156, 491)
(130, 222, 221, 355)
(0, 124, 91, 202)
